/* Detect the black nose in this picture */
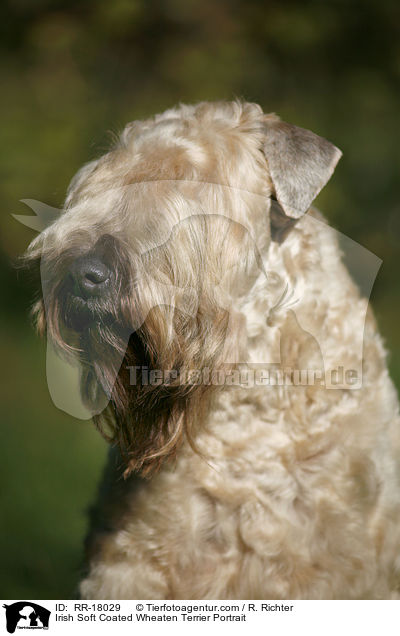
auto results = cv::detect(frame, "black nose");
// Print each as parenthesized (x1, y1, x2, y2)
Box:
(70, 256, 112, 299)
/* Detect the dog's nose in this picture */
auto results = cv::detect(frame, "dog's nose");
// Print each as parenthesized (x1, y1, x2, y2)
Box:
(70, 257, 111, 298)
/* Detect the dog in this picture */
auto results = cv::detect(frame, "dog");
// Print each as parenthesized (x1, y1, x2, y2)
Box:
(24, 101, 400, 599)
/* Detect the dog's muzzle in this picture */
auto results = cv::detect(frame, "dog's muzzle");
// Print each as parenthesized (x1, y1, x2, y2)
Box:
(57, 235, 126, 331)
(70, 256, 112, 299)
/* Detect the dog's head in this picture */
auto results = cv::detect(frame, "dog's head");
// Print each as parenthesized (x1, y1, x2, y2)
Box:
(23, 101, 341, 475)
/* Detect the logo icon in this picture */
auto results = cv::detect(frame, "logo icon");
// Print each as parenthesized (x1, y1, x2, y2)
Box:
(3, 602, 51, 633)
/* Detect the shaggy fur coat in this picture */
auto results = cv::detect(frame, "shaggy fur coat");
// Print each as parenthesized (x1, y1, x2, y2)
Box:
(26, 101, 400, 599)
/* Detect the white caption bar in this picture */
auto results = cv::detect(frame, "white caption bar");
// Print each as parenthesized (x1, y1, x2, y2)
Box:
(1, 599, 399, 636)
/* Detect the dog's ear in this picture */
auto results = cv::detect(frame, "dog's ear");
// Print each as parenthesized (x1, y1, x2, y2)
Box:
(263, 119, 342, 241)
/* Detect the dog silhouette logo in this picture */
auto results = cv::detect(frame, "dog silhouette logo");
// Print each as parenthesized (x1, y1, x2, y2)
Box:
(3, 602, 50, 633)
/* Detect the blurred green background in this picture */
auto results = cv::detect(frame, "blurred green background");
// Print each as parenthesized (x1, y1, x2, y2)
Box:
(1, 0, 399, 599)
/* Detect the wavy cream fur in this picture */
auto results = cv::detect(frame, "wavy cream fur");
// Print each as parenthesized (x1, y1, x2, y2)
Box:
(26, 101, 400, 598)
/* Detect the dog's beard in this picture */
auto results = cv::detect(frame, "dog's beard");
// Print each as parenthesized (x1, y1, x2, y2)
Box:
(92, 329, 188, 477)
(39, 289, 227, 477)
(89, 304, 229, 477)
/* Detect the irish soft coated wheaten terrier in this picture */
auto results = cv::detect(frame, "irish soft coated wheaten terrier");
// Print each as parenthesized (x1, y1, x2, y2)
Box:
(25, 101, 400, 599)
